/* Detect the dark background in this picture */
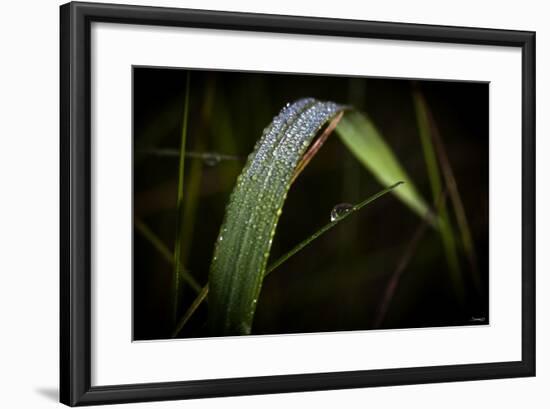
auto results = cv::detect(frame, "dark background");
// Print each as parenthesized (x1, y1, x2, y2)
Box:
(133, 67, 489, 340)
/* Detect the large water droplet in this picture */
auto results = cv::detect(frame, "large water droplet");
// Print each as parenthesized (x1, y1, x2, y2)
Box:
(203, 153, 221, 167)
(330, 203, 353, 222)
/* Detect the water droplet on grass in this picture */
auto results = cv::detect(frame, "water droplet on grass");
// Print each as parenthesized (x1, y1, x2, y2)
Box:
(330, 203, 353, 222)
(203, 153, 221, 167)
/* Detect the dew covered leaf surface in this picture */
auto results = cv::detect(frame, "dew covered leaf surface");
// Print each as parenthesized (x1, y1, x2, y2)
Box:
(208, 98, 345, 335)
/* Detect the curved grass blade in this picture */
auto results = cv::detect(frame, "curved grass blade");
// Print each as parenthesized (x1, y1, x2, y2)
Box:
(173, 182, 402, 337)
(335, 111, 432, 221)
(208, 98, 345, 336)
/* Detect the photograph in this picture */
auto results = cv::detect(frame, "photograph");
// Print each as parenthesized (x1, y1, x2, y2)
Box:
(56, 2, 536, 405)
(132, 67, 489, 340)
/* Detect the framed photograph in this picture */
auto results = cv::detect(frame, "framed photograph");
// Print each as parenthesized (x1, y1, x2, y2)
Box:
(60, 1, 535, 406)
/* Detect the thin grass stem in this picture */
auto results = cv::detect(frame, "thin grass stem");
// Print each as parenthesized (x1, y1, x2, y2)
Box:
(172, 72, 191, 322)
(266, 182, 403, 275)
(137, 148, 243, 162)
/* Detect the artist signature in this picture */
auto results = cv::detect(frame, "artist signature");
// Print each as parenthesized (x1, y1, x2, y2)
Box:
(469, 317, 486, 323)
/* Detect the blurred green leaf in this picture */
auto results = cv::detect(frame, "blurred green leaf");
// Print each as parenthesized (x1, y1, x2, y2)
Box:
(335, 111, 431, 220)
(412, 89, 463, 300)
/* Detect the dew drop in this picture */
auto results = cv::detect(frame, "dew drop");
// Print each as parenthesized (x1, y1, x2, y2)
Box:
(202, 153, 221, 167)
(330, 203, 353, 222)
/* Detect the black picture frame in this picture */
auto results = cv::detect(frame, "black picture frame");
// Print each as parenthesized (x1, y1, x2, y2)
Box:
(60, 1, 536, 406)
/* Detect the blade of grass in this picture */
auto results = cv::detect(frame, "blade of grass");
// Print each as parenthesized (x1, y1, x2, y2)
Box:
(412, 85, 463, 301)
(335, 111, 432, 222)
(180, 142, 205, 265)
(173, 182, 403, 337)
(180, 78, 216, 269)
(173, 71, 191, 322)
(134, 218, 201, 292)
(413, 88, 480, 291)
(208, 98, 345, 335)
(209, 99, 434, 336)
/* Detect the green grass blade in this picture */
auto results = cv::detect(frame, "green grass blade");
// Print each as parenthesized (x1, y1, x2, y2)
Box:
(413, 88, 480, 290)
(180, 142, 204, 265)
(335, 111, 431, 220)
(208, 98, 345, 336)
(173, 182, 402, 337)
(412, 88, 463, 299)
(173, 72, 191, 321)
(181, 78, 218, 268)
